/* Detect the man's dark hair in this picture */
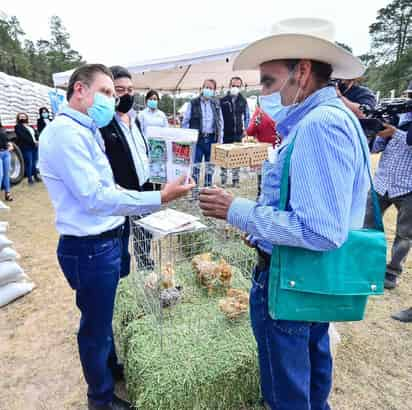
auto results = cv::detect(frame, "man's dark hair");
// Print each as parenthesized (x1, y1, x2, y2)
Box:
(145, 89, 160, 102)
(230, 76, 243, 87)
(203, 78, 217, 90)
(67, 64, 113, 101)
(310, 60, 333, 84)
(110, 65, 132, 81)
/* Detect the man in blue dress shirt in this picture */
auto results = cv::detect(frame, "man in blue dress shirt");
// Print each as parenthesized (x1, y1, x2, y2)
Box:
(199, 19, 369, 410)
(39, 64, 194, 410)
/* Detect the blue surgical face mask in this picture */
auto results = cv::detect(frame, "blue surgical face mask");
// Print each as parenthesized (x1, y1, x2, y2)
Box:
(202, 88, 215, 99)
(87, 92, 115, 128)
(42, 112, 49, 119)
(147, 99, 158, 110)
(259, 92, 287, 122)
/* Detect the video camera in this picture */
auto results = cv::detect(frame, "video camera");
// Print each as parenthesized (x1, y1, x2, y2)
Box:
(359, 98, 412, 138)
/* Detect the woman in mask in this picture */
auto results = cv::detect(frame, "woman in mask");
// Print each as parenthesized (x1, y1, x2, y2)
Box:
(14, 112, 41, 185)
(37, 107, 52, 135)
(138, 90, 168, 138)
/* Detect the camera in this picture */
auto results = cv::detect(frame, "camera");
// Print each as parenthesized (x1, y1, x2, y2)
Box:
(360, 98, 412, 138)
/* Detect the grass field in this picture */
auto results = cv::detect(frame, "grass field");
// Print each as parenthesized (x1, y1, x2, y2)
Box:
(0, 158, 411, 410)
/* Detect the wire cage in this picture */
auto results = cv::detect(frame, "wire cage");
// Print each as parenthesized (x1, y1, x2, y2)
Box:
(126, 163, 261, 350)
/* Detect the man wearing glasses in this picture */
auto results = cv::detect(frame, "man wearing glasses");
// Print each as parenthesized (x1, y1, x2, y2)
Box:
(100, 66, 156, 275)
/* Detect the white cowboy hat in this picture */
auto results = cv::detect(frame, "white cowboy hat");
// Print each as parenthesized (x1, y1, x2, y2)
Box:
(233, 18, 365, 79)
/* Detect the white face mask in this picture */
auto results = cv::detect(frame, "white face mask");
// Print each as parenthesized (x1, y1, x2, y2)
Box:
(230, 87, 240, 96)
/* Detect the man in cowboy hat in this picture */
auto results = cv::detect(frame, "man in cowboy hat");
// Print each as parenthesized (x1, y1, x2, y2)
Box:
(199, 18, 370, 409)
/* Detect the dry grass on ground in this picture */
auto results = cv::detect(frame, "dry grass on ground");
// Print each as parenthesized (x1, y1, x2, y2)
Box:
(0, 163, 411, 410)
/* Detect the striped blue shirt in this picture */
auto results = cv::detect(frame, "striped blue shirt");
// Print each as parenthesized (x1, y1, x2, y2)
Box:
(227, 86, 370, 254)
(371, 130, 412, 198)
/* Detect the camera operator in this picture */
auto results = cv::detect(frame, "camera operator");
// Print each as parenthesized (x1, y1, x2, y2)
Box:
(363, 121, 412, 322)
(336, 78, 377, 118)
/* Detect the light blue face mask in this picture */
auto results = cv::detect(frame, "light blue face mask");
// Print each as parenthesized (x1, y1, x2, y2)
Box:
(42, 112, 49, 119)
(202, 88, 215, 99)
(87, 92, 115, 128)
(259, 92, 288, 123)
(147, 99, 158, 110)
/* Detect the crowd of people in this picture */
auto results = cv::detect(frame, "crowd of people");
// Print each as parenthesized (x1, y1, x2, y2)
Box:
(6, 16, 408, 410)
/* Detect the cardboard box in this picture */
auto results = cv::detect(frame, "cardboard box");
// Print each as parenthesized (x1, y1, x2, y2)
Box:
(211, 143, 271, 168)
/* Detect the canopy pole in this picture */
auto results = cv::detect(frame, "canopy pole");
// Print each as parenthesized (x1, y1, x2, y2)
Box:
(173, 93, 177, 123)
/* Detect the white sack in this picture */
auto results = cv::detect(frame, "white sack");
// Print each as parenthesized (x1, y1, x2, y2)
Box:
(0, 261, 26, 287)
(0, 281, 35, 308)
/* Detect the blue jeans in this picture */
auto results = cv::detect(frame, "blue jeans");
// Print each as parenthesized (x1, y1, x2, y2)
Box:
(250, 267, 332, 410)
(193, 135, 215, 187)
(0, 150, 11, 192)
(21, 147, 38, 182)
(57, 234, 124, 405)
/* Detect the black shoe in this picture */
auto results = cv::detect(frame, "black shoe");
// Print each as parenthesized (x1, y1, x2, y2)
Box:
(232, 181, 240, 188)
(88, 395, 132, 410)
(112, 364, 125, 382)
(384, 273, 398, 289)
(28, 180, 34, 186)
(34, 175, 42, 182)
(392, 308, 412, 323)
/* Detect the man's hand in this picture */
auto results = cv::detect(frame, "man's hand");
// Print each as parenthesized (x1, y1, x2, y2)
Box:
(199, 187, 234, 220)
(377, 123, 397, 139)
(160, 175, 196, 204)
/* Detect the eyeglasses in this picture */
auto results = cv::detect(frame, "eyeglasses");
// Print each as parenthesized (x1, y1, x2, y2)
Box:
(260, 74, 276, 88)
(115, 86, 135, 94)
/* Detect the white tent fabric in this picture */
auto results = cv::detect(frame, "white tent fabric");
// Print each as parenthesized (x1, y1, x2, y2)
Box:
(52, 44, 260, 92)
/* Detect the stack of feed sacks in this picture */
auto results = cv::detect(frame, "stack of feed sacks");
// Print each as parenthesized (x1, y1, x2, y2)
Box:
(0, 71, 53, 129)
(0, 203, 35, 308)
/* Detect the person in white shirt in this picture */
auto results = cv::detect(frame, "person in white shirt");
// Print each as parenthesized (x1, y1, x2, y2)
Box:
(138, 89, 169, 137)
(39, 64, 194, 410)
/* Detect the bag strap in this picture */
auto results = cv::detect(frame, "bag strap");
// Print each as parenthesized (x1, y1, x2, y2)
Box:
(278, 102, 384, 231)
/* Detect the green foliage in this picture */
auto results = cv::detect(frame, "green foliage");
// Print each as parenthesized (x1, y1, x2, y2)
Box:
(0, 15, 83, 85)
(369, 0, 412, 63)
(361, 0, 412, 97)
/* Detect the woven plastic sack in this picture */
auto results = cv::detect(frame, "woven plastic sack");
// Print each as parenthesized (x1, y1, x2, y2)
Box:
(0, 247, 20, 262)
(0, 281, 35, 308)
(0, 235, 12, 251)
(0, 261, 26, 287)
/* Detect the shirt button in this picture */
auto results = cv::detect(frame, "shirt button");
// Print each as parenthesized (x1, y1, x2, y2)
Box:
(289, 280, 296, 288)
(371, 284, 377, 292)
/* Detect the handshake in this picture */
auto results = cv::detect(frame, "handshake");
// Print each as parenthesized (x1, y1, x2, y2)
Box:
(160, 176, 235, 220)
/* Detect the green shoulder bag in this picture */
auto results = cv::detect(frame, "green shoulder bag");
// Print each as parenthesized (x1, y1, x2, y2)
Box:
(268, 111, 387, 322)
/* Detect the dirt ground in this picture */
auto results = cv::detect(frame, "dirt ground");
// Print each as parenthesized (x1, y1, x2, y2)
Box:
(0, 168, 411, 410)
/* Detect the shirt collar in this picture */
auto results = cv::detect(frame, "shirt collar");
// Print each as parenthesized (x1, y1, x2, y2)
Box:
(277, 86, 339, 138)
(59, 105, 98, 134)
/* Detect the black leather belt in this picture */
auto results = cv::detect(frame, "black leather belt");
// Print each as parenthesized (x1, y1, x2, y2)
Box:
(61, 224, 124, 241)
(199, 132, 215, 138)
(256, 248, 271, 271)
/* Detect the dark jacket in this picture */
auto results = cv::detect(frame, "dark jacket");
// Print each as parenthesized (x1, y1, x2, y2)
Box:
(37, 117, 52, 135)
(344, 85, 377, 111)
(189, 97, 222, 140)
(100, 115, 152, 191)
(0, 127, 9, 151)
(15, 123, 38, 150)
(220, 93, 248, 141)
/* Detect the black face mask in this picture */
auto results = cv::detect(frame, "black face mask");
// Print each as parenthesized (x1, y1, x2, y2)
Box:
(338, 81, 349, 95)
(116, 94, 134, 113)
(19, 118, 28, 124)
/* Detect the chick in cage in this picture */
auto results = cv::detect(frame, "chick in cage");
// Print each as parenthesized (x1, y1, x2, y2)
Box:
(143, 263, 182, 309)
(192, 253, 233, 294)
(219, 288, 250, 320)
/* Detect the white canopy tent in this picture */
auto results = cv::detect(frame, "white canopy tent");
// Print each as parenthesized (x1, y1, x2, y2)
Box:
(52, 44, 260, 93)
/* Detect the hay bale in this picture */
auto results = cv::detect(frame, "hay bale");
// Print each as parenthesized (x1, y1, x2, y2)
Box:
(115, 259, 261, 410)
